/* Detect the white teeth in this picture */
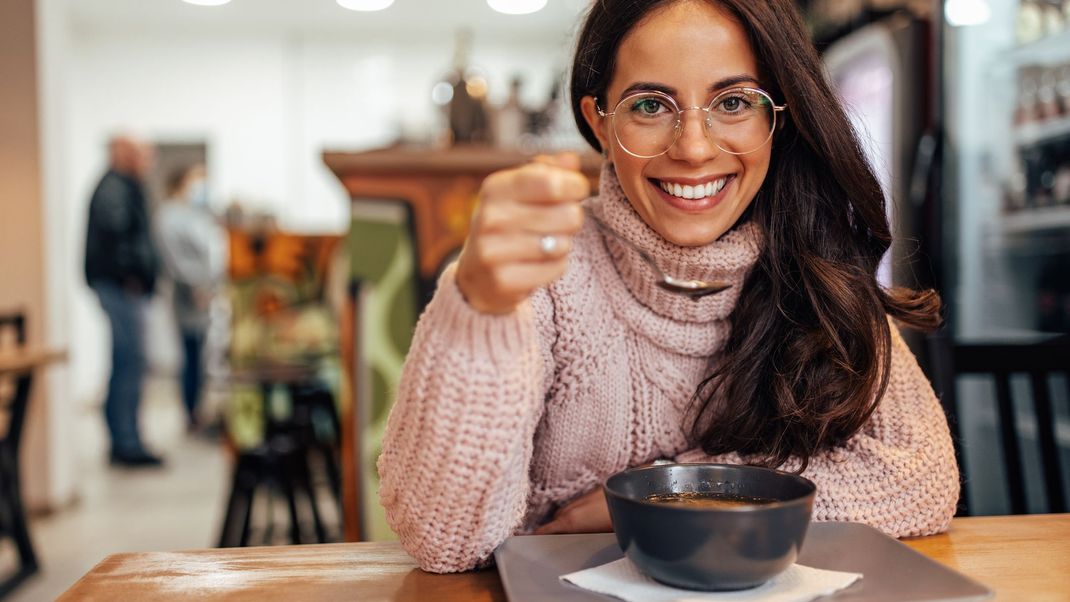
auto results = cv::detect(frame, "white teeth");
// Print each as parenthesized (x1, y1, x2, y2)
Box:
(659, 176, 730, 200)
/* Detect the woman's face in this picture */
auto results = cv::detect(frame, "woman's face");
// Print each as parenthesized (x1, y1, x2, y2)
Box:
(581, 0, 772, 247)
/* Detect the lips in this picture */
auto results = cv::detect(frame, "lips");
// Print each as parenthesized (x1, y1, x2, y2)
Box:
(655, 176, 730, 200)
(648, 175, 736, 213)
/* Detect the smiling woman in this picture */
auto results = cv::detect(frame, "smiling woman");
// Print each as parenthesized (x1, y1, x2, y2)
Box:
(377, 0, 958, 574)
(577, 2, 773, 246)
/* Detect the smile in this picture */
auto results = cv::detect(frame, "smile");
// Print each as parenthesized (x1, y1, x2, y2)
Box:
(655, 176, 733, 200)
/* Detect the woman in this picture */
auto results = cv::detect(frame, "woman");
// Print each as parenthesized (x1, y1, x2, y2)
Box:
(156, 164, 226, 430)
(378, 0, 958, 573)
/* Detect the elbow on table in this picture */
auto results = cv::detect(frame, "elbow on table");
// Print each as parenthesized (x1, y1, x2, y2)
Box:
(378, 466, 501, 573)
(392, 523, 495, 574)
(381, 496, 497, 573)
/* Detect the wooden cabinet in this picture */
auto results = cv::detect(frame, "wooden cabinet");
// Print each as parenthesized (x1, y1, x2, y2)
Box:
(324, 146, 601, 305)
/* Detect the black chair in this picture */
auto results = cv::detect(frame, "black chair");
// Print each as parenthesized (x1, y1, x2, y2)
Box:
(217, 379, 341, 547)
(929, 330, 1069, 516)
(0, 312, 39, 596)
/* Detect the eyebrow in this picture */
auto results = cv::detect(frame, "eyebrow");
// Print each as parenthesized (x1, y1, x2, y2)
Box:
(617, 74, 760, 101)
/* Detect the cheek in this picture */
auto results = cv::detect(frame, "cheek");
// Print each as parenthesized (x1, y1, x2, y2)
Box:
(738, 151, 772, 202)
(608, 153, 654, 206)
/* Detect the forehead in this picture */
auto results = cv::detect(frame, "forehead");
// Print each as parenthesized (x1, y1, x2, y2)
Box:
(610, 1, 759, 96)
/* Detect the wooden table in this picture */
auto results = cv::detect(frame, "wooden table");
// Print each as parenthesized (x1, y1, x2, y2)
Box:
(0, 348, 66, 375)
(59, 514, 1070, 601)
(0, 346, 65, 597)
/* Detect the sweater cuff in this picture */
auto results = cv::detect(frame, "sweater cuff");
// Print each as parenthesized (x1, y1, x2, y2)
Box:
(424, 263, 538, 365)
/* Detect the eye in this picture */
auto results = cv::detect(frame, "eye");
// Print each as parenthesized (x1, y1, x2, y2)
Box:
(717, 94, 750, 114)
(629, 97, 669, 116)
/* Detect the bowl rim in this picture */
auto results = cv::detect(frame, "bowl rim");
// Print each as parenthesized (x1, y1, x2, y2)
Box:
(603, 462, 817, 513)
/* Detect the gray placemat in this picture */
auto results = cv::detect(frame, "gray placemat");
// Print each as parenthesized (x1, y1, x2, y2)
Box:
(494, 522, 992, 602)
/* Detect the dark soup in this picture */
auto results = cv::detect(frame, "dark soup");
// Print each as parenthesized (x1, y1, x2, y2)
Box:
(643, 491, 776, 508)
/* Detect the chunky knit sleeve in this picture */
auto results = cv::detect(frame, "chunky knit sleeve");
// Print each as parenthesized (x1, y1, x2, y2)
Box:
(676, 323, 959, 538)
(376, 263, 553, 573)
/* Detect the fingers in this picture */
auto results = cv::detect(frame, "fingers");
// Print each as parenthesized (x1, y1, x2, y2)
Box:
(456, 253, 569, 314)
(532, 487, 614, 535)
(482, 162, 590, 206)
(473, 232, 573, 265)
(533, 516, 570, 535)
(477, 199, 583, 236)
(456, 158, 590, 314)
(533, 503, 612, 535)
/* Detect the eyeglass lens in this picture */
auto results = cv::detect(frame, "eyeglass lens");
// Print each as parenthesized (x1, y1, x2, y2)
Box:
(610, 89, 776, 158)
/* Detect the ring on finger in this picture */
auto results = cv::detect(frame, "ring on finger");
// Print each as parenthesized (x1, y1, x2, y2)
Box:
(539, 235, 560, 256)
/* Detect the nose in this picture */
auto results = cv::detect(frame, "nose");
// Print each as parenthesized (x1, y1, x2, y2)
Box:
(666, 108, 720, 165)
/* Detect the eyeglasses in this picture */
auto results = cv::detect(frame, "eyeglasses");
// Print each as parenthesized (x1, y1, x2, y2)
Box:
(597, 87, 787, 158)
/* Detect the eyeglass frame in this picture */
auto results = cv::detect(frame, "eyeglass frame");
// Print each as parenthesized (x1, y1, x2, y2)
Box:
(596, 86, 788, 158)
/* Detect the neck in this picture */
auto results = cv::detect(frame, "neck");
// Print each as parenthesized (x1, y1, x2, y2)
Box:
(586, 163, 763, 323)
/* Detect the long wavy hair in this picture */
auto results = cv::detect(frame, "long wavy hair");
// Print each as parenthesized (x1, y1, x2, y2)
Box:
(569, 0, 941, 470)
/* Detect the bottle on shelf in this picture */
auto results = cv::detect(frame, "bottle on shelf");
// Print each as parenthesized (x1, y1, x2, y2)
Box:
(494, 76, 528, 150)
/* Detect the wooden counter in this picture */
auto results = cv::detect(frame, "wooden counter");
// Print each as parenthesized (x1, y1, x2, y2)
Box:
(59, 514, 1070, 601)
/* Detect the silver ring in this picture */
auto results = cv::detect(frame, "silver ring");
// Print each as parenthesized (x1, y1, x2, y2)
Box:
(539, 235, 559, 256)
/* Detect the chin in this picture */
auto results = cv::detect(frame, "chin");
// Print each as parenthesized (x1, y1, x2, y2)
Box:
(655, 220, 731, 247)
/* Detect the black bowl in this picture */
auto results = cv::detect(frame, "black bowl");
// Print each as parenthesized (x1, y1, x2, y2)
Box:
(604, 463, 816, 591)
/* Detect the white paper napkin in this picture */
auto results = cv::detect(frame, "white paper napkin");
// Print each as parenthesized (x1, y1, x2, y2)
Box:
(560, 557, 861, 602)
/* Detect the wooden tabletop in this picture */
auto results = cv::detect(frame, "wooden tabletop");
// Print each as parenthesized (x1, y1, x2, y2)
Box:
(0, 348, 66, 375)
(59, 514, 1070, 601)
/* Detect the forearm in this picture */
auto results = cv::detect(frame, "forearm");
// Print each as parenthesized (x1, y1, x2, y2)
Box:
(377, 265, 549, 572)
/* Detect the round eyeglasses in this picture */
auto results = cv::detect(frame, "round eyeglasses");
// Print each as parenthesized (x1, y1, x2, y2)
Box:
(597, 87, 787, 158)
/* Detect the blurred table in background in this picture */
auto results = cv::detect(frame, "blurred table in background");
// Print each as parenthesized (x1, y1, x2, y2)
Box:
(0, 344, 65, 597)
(323, 146, 600, 543)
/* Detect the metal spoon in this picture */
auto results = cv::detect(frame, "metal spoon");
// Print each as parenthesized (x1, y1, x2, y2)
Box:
(585, 209, 731, 298)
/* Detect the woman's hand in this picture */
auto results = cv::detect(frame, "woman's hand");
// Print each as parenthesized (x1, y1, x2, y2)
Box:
(456, 153, 590, 314)
(533, 486, 613, 535)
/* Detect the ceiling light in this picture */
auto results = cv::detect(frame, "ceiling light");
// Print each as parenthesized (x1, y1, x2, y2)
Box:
(487, 0, 548, 15)
(944, 0, 991, 26)
(337, 0, 395, 11)
(182, 0, 232, 6)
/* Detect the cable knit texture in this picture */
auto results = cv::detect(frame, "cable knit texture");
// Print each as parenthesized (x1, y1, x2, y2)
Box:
(377, 164, 959, 573)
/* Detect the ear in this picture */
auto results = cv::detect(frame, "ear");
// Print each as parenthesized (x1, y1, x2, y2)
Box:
(579, 95, 611, 155)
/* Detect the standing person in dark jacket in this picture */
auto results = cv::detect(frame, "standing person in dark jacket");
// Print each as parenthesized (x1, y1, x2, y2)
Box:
(85, 135, 164, 467)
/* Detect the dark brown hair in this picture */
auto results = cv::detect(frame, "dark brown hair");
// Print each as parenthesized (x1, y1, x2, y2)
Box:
(570, 0, 941, 470)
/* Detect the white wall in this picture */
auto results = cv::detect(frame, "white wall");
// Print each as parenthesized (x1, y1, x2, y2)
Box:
(62, 23, 576, 407)
(36, 0, 77, 512)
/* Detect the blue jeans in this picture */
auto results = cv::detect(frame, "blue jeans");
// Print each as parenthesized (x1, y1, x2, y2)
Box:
(94, 282, 148, 454)
(180, 328, 205, 424)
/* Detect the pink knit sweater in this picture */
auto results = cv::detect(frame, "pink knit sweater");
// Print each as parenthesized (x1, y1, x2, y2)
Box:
(377, 165, 959, 574)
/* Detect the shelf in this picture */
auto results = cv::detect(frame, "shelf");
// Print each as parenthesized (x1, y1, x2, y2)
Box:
(1004, 29, 1070, 66)
(1015, 115, 1070, 147)
(999, 205, 1070, 233)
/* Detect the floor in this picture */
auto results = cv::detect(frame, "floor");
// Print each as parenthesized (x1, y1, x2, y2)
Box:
(9, 376, 230, 601)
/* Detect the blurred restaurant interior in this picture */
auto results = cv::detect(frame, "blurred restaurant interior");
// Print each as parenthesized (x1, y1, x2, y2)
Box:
(0, 0, 1068, 599)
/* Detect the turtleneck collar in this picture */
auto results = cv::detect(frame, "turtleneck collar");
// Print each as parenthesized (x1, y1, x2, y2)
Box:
(585, 163, 763, 324)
